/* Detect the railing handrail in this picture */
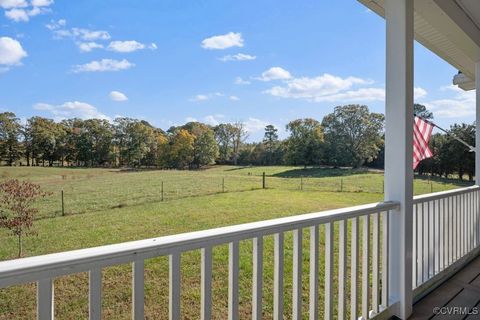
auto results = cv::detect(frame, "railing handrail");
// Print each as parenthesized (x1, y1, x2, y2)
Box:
(0, 200, 398, 288)
(413, 185, 479, 204)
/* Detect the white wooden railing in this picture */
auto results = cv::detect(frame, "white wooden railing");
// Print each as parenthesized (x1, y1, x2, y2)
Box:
(0, 201, 399, 320)
(412, 185, 480, 298)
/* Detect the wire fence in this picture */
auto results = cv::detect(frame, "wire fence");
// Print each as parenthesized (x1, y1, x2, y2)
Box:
(26, 169, 470, 220)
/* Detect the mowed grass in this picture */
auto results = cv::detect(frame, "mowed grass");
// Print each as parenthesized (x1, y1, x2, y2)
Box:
(0, 166, 471, 319)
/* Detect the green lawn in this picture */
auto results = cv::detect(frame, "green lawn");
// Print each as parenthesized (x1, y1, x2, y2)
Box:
(0, 166, 471, 319)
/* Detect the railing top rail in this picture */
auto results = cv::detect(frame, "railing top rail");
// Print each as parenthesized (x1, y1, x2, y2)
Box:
(413, 185, 479, 204)
(0, 201, 398, 288)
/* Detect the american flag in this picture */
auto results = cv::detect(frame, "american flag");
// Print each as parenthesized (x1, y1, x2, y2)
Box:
(413, 116, 434, 169)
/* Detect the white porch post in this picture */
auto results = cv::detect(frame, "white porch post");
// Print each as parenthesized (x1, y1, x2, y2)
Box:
(476, 62, 480, 185)
(384, 0, 414, 319)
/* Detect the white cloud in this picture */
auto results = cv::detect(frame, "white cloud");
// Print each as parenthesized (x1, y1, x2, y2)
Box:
(54, 27, 111, 41)
(107, 40, 146, 53)
(33, 101, 109, 121)
(423, 85, 475, 118)
(264, 73, 372, 101)
(0, 37, 27, 68)
(72, 59, 135, 73)
(109, 90, 128, 102)
(31, 0, 53, 7)
(3, 0, 52, 22)
(245, 118, 269, 133)
(185, 116, 197, 123)
(5, 8, 27, 21)
(201, 32, 244, 50)
(234, 77, 250, 85)
(311, 88, 385, 102)
(0, 0, 27, 9)
(219, 53, 256, 62)
(77, 42, 103, 52)
(45, 18, 65, 30)
(189, 92, 225, 102)
(149, 43, 157, 50)
(258, 67, 292, 81)
(204, 114, 225, 126)
(414, 87, 427, 100)
(190, 94, 209, 102)
(229, 95, 240, 101)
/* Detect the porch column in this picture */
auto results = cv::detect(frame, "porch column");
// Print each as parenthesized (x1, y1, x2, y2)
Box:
(384, 0, 414, 318)
(476, 62, 480, 185)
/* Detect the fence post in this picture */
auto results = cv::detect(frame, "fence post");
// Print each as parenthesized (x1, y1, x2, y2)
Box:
(262, 172, 266, 189)
(222, 177, 225, 193)
(61, 189, 65, 216)
(300, 177, 303, 191)
(430, 181, 433, 193)
(161, 181, 164, 201)
(340, 179, 343, 192)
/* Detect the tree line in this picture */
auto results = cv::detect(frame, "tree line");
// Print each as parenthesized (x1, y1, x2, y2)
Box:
(0, 104, 476, 179)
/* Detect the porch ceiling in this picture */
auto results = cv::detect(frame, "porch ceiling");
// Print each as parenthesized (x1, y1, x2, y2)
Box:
(358, 0, 480, 91)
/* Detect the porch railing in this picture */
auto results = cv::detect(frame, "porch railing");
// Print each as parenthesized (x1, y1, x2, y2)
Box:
(412, 185, 480, 298)
(0, 201, 398, 320)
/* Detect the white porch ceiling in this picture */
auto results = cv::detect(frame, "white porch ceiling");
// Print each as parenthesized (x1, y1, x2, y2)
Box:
(359, 0, 480, 90)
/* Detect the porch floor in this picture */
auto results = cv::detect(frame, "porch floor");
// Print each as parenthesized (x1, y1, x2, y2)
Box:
(409, 255, 480, 319)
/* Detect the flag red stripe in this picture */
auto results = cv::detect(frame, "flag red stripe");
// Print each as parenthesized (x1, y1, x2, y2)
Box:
(413, 116, 434, 169)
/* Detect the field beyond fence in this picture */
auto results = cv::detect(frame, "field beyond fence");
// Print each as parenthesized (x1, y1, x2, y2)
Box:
(0, 165, 470, 220)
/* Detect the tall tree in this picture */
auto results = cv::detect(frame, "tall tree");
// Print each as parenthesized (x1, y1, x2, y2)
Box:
(214, 123, 236, 163)
(284, 118, 324, 168)
(322, 105, 384, 167)
(263, 125, 280, 165)
(414, 103, 434, 120)
(231, 121, 248, 165)
(0, 112, 22, 166)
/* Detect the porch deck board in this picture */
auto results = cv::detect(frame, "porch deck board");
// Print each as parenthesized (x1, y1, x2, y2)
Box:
(410, 256, 480, 320)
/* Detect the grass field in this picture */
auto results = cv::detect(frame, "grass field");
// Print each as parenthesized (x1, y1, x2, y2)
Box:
(0, 166, 472, 319)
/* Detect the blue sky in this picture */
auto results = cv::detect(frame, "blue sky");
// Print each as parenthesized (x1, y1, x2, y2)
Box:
(0, 0, 475, 141)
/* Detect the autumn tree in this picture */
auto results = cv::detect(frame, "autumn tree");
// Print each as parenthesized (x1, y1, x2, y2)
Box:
(167, 129, 195, 169)
(0, 179, 50, 257)
(181, 122, 219, 168)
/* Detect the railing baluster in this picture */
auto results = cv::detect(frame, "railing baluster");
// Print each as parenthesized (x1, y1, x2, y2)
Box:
(309, 225, 319, 320)
(252, 237, 263, 320)
(443, 197, 447, 270)
(372, 212, 380, 314)
(292, 229, 302, 320)
(435, 200, 440, 274)
(427, 201, 435, 278)
(423, 201, 428, 281)
(447, 197, 451, 266)
(228, 241, 239, 320)
(454, 196, 458, 261)
(381, 211, 389, 310)
(274, 233, 284, 320)
(351, 217, 359, 320)
(325, 223, 334, 320)
(201, 247, 212, 320)
(361, 215, 370, 320)
(417, 203, 423, 284)
(89, 268, 102, 320)
(413, 204, 417, 287)
(432, 200, 436, 276)
(169, 252, 181, 320)
(338, 220, 347, 319)
(37, 278, 54, 320)
(132, 260, 144, 320)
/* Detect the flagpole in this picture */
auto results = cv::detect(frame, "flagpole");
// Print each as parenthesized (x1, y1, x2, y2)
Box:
(414, 114, 476, 152)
